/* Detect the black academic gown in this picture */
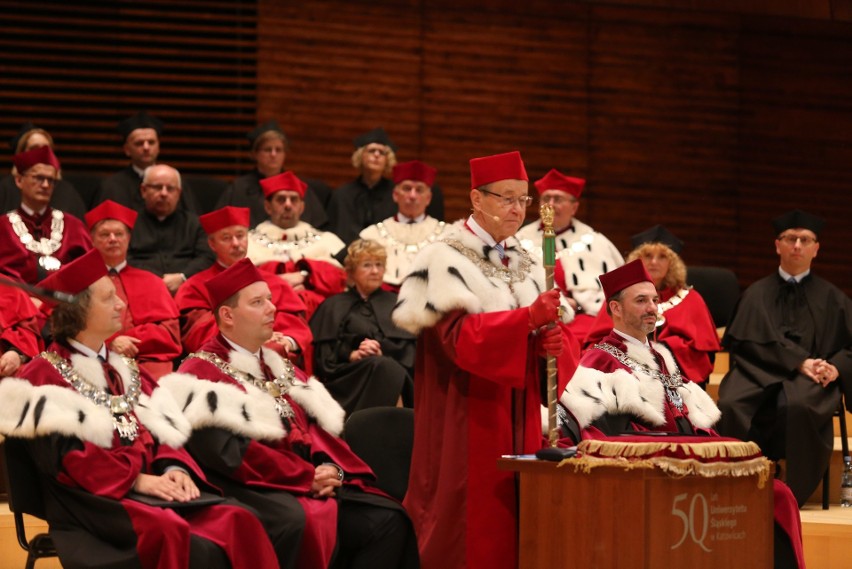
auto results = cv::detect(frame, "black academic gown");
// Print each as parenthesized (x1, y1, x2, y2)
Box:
(717, 272, 852, 506)
(97, 166, 200, 212)
(214, 169, 329, 229)
(309, 288, 415, 414)
(327, 178, 444, 246)
(127, 209, 214, 278)
(0, 174, 86, 220)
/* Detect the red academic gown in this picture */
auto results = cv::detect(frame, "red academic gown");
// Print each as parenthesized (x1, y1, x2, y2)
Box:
(2, 342, 278, 569)
(0, 285, 43, 359)
(258, 259, 346, 319)
(584, 286, 720, 383)
(0, 207, 92, 284)
(175, 262, 314, 373)
(106, 265, 182, 379)
(171, 334, 417, 569)
(406, 309, 578, 569)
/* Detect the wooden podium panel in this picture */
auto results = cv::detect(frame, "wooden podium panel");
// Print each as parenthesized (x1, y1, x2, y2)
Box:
(499, 458, 772, 569)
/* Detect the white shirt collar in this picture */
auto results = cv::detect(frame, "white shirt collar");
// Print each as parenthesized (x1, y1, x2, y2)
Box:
(397, 212, 427, 224)
(222, 335, 261, 359)
(107, 260, 128, 273)
(20, 203, 48, 216)
(68, 338, 108, 360)
(778, 267, 810, 283)
(132, 164, 146, 178)
(613, 328, 650, 349)
(466, 215, 503, 249)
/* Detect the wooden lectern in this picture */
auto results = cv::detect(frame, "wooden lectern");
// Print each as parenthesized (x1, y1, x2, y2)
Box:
(500, 439, 773, 569)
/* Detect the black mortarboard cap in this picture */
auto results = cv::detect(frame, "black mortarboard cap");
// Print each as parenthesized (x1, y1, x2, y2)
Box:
(353, 127, 397, 152)
(117, 111, 164, 139)
(10, 121, 37, 151)
(772, 209, 825, 236)
(247, 119, 286, 147)
(630, 224, 684, 254)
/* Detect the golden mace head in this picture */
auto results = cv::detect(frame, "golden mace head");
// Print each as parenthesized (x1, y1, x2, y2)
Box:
(540, 203, 555, 232)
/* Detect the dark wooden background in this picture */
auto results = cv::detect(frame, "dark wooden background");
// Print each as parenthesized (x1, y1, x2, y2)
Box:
(2, 0, 852, 294)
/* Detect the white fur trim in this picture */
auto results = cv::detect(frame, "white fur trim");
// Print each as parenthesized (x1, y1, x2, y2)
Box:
(392, 220, 546, 334)
(159, 372, 286, 441)
(680, 382, 722, 429)
(134, 387, 193, 448)
(260, 348, 346, 436)
(560, 366, 667, 428)
(0, 378, 114, 447)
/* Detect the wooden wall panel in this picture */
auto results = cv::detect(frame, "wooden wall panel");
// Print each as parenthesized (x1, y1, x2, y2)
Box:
(0, 0, 257, 177)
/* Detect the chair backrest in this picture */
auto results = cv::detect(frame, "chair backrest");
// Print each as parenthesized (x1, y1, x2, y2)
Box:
(61, 171, 105, 210)
(344, 407, 414, 502)
(3, 438, 50, 553)
(182, 174, 228, 215)
(686, 266, 741, 328)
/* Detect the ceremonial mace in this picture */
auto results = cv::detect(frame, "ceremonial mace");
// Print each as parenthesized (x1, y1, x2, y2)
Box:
(535, 203, 575, 461)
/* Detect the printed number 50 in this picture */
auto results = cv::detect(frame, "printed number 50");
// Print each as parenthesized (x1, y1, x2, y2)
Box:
(670, 492, 712, 552)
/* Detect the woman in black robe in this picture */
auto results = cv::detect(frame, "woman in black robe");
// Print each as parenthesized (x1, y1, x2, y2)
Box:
(310, 239, 414, 414)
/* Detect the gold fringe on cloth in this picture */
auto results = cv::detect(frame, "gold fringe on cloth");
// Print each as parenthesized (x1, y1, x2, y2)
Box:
(556, 439, 772, 488)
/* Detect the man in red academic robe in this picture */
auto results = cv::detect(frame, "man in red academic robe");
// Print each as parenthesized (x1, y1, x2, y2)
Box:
(392, 151, 580, 569)
(0, 146, 91, 286)
(84, 200, 182, 379)
(247, 170, 347, 318)
(161, 258, 418, 569)
(0, 249, 278, 569)
(0, 286, 43, 377)
(176, 206, 314, 372)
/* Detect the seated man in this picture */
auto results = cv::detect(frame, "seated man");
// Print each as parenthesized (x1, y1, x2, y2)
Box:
(246, 171, 346, 317)
(85, 200, 182, 379)
(0, 249, 277, 569)
(359, 160, 448, 292)
(126, 164, 214, 295)
(161, 258, 418, 569)
(517, 169, 623, 338)
(583, 225, 720, 385)
(718, 210, 852, 507)
(176, 206, 313, 371)
(0, 146, 91, 285)
(98, 111, 199, 212)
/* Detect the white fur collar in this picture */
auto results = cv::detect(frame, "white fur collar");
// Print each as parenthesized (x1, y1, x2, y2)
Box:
(560, 341, 720, 430)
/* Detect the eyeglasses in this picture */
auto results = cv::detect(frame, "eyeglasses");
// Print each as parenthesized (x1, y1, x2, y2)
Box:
(479, 188, 534, 208)
(396, 183, 429, 195)
(28, 174, 56, 187)
(778, 234, 817, 246)
(143, 183, 179, 193)
(365, 147, 389, 156)
(540, 195, 577, 206)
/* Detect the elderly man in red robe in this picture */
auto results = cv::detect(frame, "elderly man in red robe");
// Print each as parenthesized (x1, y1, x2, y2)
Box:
(84, 200, 182, 379)
(392, 150, 580, 569)
(176, 206, 314, 372)
(0, 146, 91, 286)
(0, 249, 278, 569)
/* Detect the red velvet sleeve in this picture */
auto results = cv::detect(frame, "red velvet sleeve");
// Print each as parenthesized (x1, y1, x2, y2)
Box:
(58, 437, 147, 500)
(297, 259, 347, 298)
(232, 439, 316, 493)
(116, 318, 183, 361)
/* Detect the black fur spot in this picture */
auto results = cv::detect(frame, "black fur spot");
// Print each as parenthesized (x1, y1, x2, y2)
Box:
(579, 259, 585, 271)
(580, 389, 603, 405)
(408, 269, 429, 282)
(33, 396, 47, 429)
(572, 273, 579, 286)
(447, 266, 470, 291)
(206, 391, 218, 413)
(602, 261, 609, 273)
(242, 405, 250, 421)
(560, 238, 567, 249)
(15, 401, 30, 429)
(78, 410, 86, 423)
(182, 391, 195, 412)
(424, 302, 439, 313)
(163, 414, 177, 429)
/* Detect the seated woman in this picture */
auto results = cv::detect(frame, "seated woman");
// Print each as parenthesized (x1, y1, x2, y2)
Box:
(584, 225, 720, 384)
(0, 249, 277, 569)
(309, 239, 415, 414)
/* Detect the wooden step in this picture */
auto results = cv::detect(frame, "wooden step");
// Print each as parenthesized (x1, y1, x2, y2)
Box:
(800, 504, 852, 569)
(0, 503, 62, 569)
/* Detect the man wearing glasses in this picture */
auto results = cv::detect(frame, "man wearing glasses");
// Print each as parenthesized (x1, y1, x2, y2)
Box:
(718, 209, 852, 507)
(0, 146, 91, 286)
(517, 169, 623, 338)
(126, 164, 214, 294)
(393, 151, 579, 569)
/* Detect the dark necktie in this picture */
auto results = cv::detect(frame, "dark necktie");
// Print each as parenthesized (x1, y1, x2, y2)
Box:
(98, 355, 124, 395)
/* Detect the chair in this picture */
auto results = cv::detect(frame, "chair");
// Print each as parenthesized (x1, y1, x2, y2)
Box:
(823, 393, 849, 509)
(344, 407, 414, 501)
(2, 438, 58, 569)
(686, 266, 740, 328)
(183, 175, 228, 215)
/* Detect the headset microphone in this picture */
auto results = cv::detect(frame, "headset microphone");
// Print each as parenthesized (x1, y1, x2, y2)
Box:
(475, 205, 501, 223)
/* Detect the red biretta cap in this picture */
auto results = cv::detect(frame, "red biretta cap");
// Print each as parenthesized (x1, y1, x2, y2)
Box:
(598, 259, 654, 300)
(393, 160, 437, 186)
(260, 171, 308, 199)
(204, 257, 265, 307)
(533, 169, 585, 199)
(469, 150, 528, 189)
(37, 249, 108, 300)
(13, 146, 61, 173)
(85, 200, 138, 231)
(200, 206, 250, 235)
